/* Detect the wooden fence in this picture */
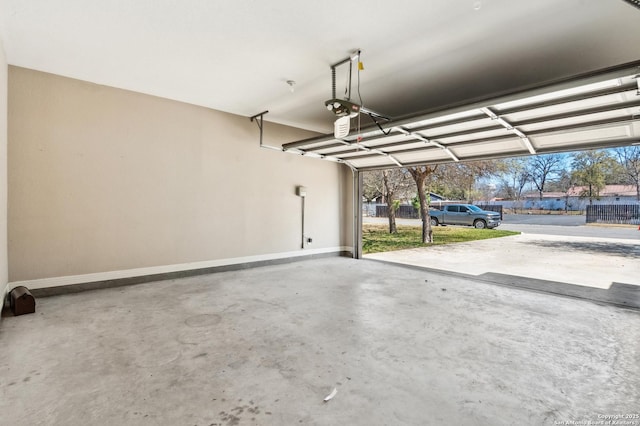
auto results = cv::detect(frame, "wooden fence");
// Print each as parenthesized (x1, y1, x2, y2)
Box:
(586, 205, 640, 224)
(376, 205, 419, 219)
(476, 205, 504, 220)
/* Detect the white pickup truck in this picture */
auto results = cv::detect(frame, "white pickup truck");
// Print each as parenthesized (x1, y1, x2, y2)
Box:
(429, 204, 501, 229)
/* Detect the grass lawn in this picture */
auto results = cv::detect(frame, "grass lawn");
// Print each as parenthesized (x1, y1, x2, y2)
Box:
(362, 223, 520, 254)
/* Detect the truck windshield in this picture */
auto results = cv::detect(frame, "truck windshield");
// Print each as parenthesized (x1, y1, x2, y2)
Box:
(467, 205, 483, 212)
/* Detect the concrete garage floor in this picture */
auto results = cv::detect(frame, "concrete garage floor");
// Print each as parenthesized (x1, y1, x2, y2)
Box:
(365, 218, 640, 309)
(365, 233, 640, 290)
(1, 257, 639, 425)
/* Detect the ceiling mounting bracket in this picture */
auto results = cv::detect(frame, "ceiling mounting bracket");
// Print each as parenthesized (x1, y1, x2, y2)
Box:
(329, 50, 360, 100)
(249, 110, 283, 152)
(250, 110, 268, 143)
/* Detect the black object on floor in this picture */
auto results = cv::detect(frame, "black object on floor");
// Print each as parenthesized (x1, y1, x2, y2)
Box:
(10, 286, 36, 316)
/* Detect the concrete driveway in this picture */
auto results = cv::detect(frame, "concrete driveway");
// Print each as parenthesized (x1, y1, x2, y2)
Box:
(364, 216, 640, 308)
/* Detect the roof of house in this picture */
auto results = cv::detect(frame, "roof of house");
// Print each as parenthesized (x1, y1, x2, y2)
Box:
(525, 185, 637, 198)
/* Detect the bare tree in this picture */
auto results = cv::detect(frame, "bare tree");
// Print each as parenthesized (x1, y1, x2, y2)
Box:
(555, 170, 576, 212)
(430, 160, 501, 201)
(614, 146, 640, 201)
(407, 165, 437, 243)
(529, 154, 564, 200)
(362, 170, 384, 203)
(496, 158, 530, 211)
(382, 169, 412, 233)
(363, 169, 411, 233)
(382, 170, 398, 233)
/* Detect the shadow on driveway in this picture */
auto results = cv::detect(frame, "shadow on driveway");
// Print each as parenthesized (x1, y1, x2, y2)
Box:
(527, 240, 640, 258)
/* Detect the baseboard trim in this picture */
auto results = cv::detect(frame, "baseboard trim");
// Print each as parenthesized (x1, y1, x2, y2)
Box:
(10, 246, 353, 297)
(2, 281, 9, 311)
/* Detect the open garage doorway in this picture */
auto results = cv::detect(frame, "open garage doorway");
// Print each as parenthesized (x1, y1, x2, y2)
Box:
(285, 60, 640, 280)
(282, 62, 640, 309)
(358, 148, 640, 310)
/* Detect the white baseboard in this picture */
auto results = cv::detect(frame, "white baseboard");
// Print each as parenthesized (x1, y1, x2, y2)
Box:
(2, 281, 9, 309)
(8, 246, 353, 291)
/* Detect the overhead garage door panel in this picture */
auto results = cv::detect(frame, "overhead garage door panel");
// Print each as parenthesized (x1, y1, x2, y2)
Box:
(434, 128, 514, 145)
(403, 110, 483, 131)
(501, 90, 639, 125)
(394, 149, 453, 163)
(519, 109, 636, 133)
(533, 124, 636, 149)
(412, 116, 497, 137)
(280, 62, 640, 170)
(450, 137, 525, 157)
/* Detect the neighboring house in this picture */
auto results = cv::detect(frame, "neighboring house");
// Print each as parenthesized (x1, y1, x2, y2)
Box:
(424, 192, 448, 204)
(365, 192, 445, 205)
(494, 185, 639, 211)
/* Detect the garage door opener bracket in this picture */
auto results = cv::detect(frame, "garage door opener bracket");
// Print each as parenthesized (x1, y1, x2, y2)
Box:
(250, 110, 283, 152)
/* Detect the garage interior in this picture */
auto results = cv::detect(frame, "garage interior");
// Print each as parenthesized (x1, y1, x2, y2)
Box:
(1, 1, 640, 424)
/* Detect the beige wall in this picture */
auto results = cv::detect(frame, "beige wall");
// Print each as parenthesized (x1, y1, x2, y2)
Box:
(8, 67, 353, 285)
(0, 39, 8, 301)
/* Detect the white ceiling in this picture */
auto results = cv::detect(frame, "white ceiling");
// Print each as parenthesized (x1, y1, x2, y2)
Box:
(0, 0, 639, 134)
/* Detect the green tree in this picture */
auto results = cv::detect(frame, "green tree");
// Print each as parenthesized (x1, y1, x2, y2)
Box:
(570, 150, 617, 205)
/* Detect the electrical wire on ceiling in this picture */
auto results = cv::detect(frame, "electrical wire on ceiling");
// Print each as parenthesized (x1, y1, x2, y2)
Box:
(345, 60, 352, 100)
(355, 53, 362, 142)
(354, 51, 392, 137)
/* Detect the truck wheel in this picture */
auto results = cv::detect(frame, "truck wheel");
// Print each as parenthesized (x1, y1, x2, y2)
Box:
(473, 219, 487, 229)
(430, 217, 439, 227)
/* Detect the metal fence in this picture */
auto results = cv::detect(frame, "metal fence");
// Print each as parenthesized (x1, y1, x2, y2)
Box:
(374, 203, 503, 220)
(586, 204, 640, 224)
